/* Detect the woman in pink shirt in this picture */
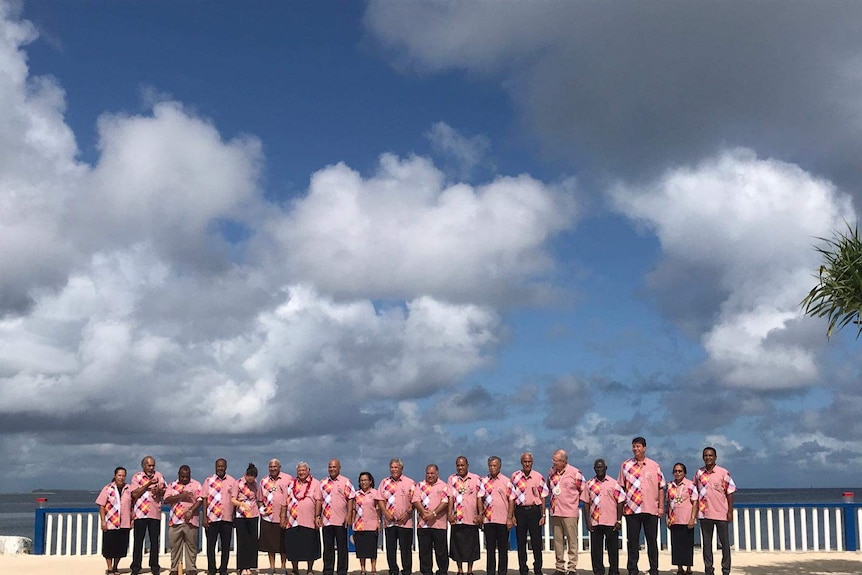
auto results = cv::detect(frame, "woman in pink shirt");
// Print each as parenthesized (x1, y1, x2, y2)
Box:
(352, 471, 382, 575)
(666, 463, 697, 575)
(281, 462, 322, 575)
(232, 463, 261, 575)
(96, 466, 133, 575)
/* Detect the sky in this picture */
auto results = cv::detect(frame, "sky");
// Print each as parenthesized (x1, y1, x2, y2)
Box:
(1, 0, 861, 493)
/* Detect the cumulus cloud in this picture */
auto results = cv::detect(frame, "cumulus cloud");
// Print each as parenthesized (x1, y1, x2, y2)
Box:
(612, 149, 855, 390)
(365, 2, 862, 192)
(266, 153, 576, 304)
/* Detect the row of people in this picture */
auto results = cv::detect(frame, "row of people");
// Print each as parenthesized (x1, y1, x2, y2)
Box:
(95, 437, 736, 575)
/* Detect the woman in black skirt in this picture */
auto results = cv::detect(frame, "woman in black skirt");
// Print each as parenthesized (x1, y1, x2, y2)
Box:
(96, 466, 132, 575)
(282, 462, 322, 575)
(231, 463, 260, 575)
(667, 462, 697, 575)
(352, 472, 382, 575)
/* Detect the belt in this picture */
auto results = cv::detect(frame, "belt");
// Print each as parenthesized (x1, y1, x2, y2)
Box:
(516, 504, 541, 509)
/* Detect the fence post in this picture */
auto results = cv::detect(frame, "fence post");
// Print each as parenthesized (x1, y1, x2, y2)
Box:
(33, 498, 48, 555)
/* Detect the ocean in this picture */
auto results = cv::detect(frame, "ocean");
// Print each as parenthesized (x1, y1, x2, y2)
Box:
(1, 487, 858, 539)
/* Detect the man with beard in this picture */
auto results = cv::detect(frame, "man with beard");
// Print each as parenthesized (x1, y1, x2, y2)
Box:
(164, 465, 203, 575)
(130, 456, 166, 575)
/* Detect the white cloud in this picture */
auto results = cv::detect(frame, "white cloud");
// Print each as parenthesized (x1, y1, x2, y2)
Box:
(426, 121, 492, 180)
(612, 149, 855, 389)
(267, 153, 575, 304)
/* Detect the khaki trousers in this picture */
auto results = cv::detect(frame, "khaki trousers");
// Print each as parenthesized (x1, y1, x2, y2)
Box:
(169, 523, 198, 574)
(550, 515, 579, 572)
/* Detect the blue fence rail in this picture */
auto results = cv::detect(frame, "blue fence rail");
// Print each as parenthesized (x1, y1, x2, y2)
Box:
(32, 502, 862, 556)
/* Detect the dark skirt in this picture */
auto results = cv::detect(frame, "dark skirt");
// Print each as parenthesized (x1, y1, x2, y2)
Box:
(669, 524, 695, 566)
(285, 525, 321, 562)
(449, 523, 480, 562)
(353, 530, 379, 559)
(102, 527, 130, 559)
(235, 517, 260, 569)
(259, 519, 286, 554)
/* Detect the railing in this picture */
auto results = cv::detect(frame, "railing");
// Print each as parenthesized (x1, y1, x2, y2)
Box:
(33, 503, 862, 556)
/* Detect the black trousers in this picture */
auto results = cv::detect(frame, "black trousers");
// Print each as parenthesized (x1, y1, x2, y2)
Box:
(323, 524, 349, 575)
(624, 513, 659, 575)
(484, 523, 510, 575)
(700, 519, 731, 575)
(514, 505, 543, 575)
(589, 525, 620, 575)
(385, 526, 414, 575)
(131, 518, 161, 574)
(417, 528, 448, 575)
(206, 520, 233, 575)
(235, 517, 260, 570)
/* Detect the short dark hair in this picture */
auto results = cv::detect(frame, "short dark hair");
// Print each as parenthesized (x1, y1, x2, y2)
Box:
(673, 462, 687, 474)
(703, 446, 717, 456)
(632, 436, 646, 447)
(358, 471, 375, 488)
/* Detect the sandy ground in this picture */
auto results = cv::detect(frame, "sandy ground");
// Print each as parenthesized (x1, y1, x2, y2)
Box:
(0, 549, 860, 575)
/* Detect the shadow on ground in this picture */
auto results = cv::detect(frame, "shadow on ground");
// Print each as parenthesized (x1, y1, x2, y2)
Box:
(739, 558, 861, 574)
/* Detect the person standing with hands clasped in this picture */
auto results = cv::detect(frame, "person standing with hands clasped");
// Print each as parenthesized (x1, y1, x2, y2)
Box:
(582, 459, 625, 575)
(694, 447, 736, 575)
(666, 463, 697, 575)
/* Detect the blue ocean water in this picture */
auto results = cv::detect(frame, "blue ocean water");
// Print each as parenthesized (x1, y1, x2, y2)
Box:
(0, 487, 858, 539)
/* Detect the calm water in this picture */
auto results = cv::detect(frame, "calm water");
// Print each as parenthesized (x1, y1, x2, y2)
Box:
(1, 487, 858, 539)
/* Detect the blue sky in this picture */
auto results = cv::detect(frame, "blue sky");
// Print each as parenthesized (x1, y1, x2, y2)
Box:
(1, 1, 861, 493)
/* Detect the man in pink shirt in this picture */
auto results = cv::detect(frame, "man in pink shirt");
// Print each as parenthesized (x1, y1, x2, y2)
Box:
(377, 459, 415, 575)
(511, 452, 548, 575)
(582, 459, 625, 575)
(547, 449, 586, 575)
(258, 458, 293, 574)
(320, 459, 356, 575)
(164, 464, 203, 575)
(478, 456, 515, 575)
(129, 455, 166, 575)
(202, 458, 236, 575)
(447, 456, 481, 575)
(693, 447, 737, 575)
(412, 464, 450, 575)
(617, 437, 665, 575)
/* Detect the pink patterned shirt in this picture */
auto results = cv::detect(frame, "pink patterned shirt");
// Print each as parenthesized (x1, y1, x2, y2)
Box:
(258, 472, 293, 523)
(693, 465, 736, 521)
(547, 464, 585, 517)
(165, 479, 202, 527)
(96, 482, 133, 530)
(412, 480, 449, 529)
(510, 470, 548, 506)
(353, 488, 381, 531)
(582, 476, 625, 527)
(376, 475, 415, 528)
(448, 472, 481, 525)
(618, 457, 666, 516)
(320, 475, 356, 527)
(285, 477, 322, 529)
(202, 474, 237, 523)
(130, 471, 166, 520)
(232, 478, 260, 519)
(478, 475, 515, 525)
(667, 478, 697, 526)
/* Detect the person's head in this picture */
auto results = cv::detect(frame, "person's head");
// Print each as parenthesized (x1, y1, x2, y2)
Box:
(389, 458, 404, 480)
(455, 456, 469, 477)
(328, 459, 341, 479)
(215, 458, 227, 478)
(593, 458, 607, 479)
(487, 456, 502, 477)
(296, 462, 310, 481)
(178, 465, 191, 484)
(672, 462, 687, 481)
(632, 437, 647, 460)
(245, 462, 258, 483)
(358, 471, 375, 490)
(520, 452, 534, 473)
(141, 456, 156, 475)
(702, 446, 717, 468)
(425, 464, 439, 483)
(552, 449, 568, 472)
(113, 467, 127, 485)
(268, 459, 282, 479)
